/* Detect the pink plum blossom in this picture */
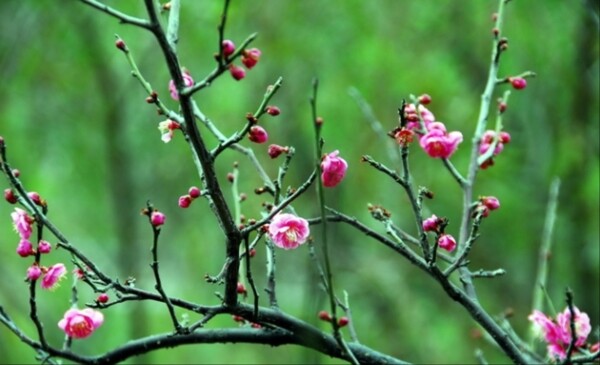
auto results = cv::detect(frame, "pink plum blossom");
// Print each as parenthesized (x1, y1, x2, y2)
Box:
(168, 71, 194, 100)
(437, 234, 457, 252)
(419, 123, 463, 159)
(11, 208, 33, 239)
(58, 308, 104, 339)
(41, 263, 67, 290)
(404, 103, 435, 131)
(321, 150, 348, 188)
(528, 307, 592, 360)
(268, 213, 310, 250)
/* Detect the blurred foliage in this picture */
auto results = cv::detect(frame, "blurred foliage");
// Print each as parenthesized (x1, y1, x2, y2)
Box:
(0, 0, 599, 364)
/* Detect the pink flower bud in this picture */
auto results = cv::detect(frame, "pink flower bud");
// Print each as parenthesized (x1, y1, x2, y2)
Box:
(229, 64, 246, 81)
(241, 48, 261, 69)
(168, 72, 194, 100)
(12, 169, 20, 177)
(320, 150, 348, 188)
(41, 263, 67, 290)
(27, 265, 42, 281)
(248, 126, 268, 144)
(178, 195, 192, 208)
(236, 282, 247, 294)
(188, 186, 201, 199)
(422, 215, 440, 232)
(510, 77, 527, 90)
(4, 188, 17, 204)
(267, 144, 288, 159)
(27, 192, 42, 206)
(499, 131, 511, 144)
(266, 106, 281, 116)
(438, 234, 457, 252)
(150, 211, 166, 226)
(38, 240, 52, 254)
(221, 39, 236, 57)
(58, 308, 104, 339)
(17, 239, 35, 257)
(97, 293, 109, 304)
(498, 101, 507, 113)
(481, 196, 500, 211)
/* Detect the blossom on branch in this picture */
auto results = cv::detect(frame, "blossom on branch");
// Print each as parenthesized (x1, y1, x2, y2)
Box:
(419, 122, 463, 159)
(168, 71, 194, 100)
(158, 119, 181, 143)
(529, 307, 591, 360)
(321, 150, 348, 187)
(11, 208, 33, 240)
(41, 263, 67, 290)
(268, 213, 310, 250)
(58, 308, 104, 339)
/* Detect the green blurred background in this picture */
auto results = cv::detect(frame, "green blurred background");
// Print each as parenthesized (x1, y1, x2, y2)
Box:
(1, 0, 598, 364)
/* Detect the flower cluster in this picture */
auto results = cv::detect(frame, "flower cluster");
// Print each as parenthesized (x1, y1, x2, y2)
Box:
(178, 186, 202, 208)
(478, 130, 511, 169)
(221, 39, 262, 81)
(529, 306, 592, 360)
(422, 214, 457, 252)
(399, 101, 464, 159)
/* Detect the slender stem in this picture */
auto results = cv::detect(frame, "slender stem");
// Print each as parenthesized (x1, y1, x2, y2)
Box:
(78, 0, 151, 29)
(166, 0, 181, 51)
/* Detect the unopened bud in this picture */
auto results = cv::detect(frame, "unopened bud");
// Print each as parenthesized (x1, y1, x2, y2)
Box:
(318, 311, 332, 322)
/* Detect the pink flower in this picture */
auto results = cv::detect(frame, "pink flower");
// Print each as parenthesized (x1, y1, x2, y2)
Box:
(38, 240, 52, 254)
(26, 265, 42, 281)
(58, 308, 104, 339)
(11, 208, 33, 239)
(151, 211, 166, 227)
(158, 119, 181, 143)
(41, 263, 67, 290)
(556, 306, 591, 348)
(221, 40, 236, 57)
(241, 48, 261, 69)
(419, 123, 463, 159)
(268, 213, 310, 250)
(528, 307, 592, 360)
(168, 71, 194, 100)
(321, 150, 348, 188)
(16, 239, 35, 257)
(248, 126, 268, 144)
(422, 215, 440, 232)
(437, 234, 457, 252)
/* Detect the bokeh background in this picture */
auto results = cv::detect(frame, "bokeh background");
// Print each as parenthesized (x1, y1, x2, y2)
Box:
(1, 0, 598, 364)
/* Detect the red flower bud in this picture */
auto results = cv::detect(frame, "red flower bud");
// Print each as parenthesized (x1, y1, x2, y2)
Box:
(510, 77, 527, 90)
(97, 293, 109, 304)
(4, 188, 18, 204)
(338, 316, 349, 327)
(318, 311, 332, 322)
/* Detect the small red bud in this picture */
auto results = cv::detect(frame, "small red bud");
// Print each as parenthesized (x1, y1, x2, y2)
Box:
(248, 126, 268, 144)
(266, 106, 281, 116)
(12, 169, 20, 177)
(418, 94, 432, 105)
(27, 192, 43, 206)
(4, 188, 18, 204)
(338, 316, 349, 327)
(229, 64, 246, 81)
(236, 282, 247, 294)
(510, 77, 527, 90)
(498, 101, 507, 113)
(115, 39, 127, 52)
(232, 315, 245, 323)
(249, 248, 256, 257)
(318, 311, 332, 322)
(97, 293, 109, 303)
(499, 131, 511, 144)
(268, 144, 289, 159)
(227, 173, 235, 183)
(188, 186, 201, 199)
